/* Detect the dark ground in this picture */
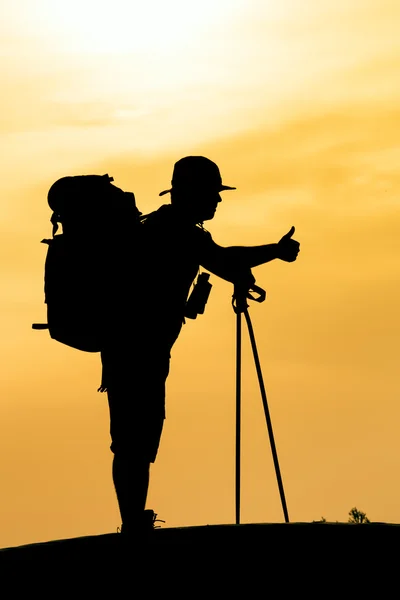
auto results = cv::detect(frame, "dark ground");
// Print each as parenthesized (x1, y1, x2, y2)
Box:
(0, 522, 397, 596)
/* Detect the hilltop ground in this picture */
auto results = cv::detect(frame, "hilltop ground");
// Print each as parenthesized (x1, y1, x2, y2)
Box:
(0, 522, 397, 595)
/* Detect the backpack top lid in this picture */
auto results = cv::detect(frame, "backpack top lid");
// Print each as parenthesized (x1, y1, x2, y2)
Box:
(47, 174, 140, 236)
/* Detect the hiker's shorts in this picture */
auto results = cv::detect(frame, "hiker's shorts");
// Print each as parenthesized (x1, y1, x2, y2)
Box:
(101, 345, 171, 463)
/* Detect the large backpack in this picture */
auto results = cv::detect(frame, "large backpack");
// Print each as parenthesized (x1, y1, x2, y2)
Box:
(32, 174, 143, 352)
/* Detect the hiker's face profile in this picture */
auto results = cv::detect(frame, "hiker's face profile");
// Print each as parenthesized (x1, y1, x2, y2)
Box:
(195, 190, 222, 221)
(174, 189, 222, 222)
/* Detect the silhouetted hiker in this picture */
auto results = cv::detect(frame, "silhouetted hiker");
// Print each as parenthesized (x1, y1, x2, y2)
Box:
(99, 156, 300, 536)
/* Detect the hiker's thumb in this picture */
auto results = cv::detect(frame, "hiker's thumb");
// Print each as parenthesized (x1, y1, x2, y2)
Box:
(281, 226, 295, 241)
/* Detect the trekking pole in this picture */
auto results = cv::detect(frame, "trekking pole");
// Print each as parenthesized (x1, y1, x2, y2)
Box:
(243, 307, 290, 524)
(235, 306, 242, 525)
(233, 284, 257, 526)
(232, 284, 290, 525)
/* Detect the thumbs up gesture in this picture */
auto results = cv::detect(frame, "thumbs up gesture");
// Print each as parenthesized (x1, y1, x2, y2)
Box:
(276, 226, 300, 262)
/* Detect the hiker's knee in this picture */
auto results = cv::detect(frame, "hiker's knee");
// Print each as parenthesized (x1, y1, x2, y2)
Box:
(110, 423, 164, 464)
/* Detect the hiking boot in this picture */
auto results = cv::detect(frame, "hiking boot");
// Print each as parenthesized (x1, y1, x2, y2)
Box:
(119, 509, 165, 537)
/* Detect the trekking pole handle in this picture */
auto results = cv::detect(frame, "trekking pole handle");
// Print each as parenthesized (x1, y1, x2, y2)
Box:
(247, 284, 266, 304)
(232, 284, 266, 313)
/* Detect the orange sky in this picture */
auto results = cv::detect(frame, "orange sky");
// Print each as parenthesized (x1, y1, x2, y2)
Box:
(1, 0, 400, 548)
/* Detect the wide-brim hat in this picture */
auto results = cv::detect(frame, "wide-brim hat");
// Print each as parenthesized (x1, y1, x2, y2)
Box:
(159, 156, 236, 196)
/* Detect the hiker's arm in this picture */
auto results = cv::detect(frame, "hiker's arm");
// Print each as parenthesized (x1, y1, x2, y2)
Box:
(221, 243, 278, 268)
(200, 226, 300, 281)
(200, 241, 273, 283)
(225, 226, 300, 266)
(200, 246, 254, 285)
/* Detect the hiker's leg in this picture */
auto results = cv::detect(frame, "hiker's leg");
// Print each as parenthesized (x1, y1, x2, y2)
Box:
(102, 345, 170, 526)
(112, 453, 150, 525)
(107, 396, 165, 527)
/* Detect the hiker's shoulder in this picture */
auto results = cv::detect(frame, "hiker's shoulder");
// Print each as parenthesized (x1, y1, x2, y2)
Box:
(141, 204, 173, 227)
(142, 205, 212, 235)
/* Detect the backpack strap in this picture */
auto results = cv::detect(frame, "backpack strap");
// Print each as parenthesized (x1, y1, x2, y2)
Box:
(50, 212, 61, 236)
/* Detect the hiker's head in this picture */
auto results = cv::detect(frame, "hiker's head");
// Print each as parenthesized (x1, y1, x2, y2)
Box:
(159, 156, 236, 222)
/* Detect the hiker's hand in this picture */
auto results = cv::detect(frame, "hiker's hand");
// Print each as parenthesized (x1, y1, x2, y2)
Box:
(233, 268, 256, 298)
(276, 226, 300, 262)
(235, 268, 256, 290)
